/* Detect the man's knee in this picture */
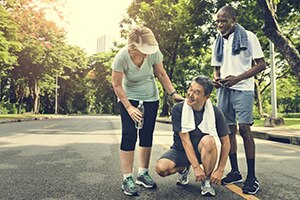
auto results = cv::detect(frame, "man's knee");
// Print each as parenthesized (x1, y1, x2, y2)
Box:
(239, 124, 251, 137)
(155, 160, 170, 177)
(200, 135, 216, 152)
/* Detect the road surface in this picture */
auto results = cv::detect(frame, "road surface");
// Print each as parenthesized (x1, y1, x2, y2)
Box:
(0, 116, 299, 199)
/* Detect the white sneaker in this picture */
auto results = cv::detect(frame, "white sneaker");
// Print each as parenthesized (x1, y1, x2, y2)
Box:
(176, 166, 190, 185)
(201, 180, 216, 196)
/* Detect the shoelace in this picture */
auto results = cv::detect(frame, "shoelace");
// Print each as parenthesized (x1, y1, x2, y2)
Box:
(204, 180, 211, 188)
(126, 177, 136, 188)
(143, 172, 153, 182)
(244, 178, 257, 187)
(181, 172, 188, 179)
(228, 171, 237, 176)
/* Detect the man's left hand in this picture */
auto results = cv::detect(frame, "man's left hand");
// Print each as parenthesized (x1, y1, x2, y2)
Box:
(210, 169, 224, 185)
(220, 75, 240, 87)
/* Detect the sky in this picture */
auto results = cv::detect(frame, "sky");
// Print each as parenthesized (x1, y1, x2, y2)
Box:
(63, 0, 133, 55)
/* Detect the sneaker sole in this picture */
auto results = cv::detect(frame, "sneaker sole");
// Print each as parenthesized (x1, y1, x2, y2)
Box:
(136, 180, 157, 189)
(243, 187, 259, 195)
(222, 179, 243, 185)
(121, 186, 139, 196)
(201, 191, 216, 197)
(176, 180, 189, 186)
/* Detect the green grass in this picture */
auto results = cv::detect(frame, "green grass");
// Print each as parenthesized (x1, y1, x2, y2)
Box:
(254, 118, 300, 129)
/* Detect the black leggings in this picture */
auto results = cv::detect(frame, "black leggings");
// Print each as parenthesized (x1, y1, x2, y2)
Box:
(119, 100, 159, 151)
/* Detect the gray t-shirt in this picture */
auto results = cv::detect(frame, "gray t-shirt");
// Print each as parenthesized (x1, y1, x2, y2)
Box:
(171, 101, 230, 151)
(112, 46, 163, 101)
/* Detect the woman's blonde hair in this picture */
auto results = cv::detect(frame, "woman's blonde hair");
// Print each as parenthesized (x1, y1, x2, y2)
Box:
(128, 25, 158, 50)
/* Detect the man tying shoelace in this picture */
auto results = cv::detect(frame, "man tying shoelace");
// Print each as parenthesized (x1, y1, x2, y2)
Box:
(155, 75, 231, 197)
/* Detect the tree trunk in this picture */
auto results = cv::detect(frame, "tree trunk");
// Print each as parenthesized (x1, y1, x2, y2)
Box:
(254, 80, 268, 118)
(29, 77, 40, 114)
(257, 0, 300, 81)
(160, 41, 179, 117)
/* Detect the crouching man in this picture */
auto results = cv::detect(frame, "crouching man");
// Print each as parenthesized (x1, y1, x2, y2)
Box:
(156, 75, 230, 197)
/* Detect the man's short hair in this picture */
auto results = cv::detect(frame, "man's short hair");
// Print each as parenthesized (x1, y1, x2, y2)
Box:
(219, 5, 237, 19)
(193, 75, 213, 96)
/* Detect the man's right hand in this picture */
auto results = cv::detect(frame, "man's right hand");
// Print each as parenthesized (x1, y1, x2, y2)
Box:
(193, 165, 206, 182)
(213, 77, 223, 89)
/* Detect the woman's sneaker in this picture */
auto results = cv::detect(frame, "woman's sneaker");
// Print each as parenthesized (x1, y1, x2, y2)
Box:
(221, 171, 243, 185)
(121, 176, 139, 196)
(242, 177, 260, 194)
(176, 166, 191, 185)
(136, 171, 157, 189)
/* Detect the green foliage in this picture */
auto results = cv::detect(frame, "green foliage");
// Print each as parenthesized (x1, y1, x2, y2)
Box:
(0, 0, 299, 116)
(88, 51, 117, 114)
(55, 45, 89, 114)
(276, 76, 300, 113)
(282, 113, 300, 118)
(0, 4, 21, 77)
(0, 100, 24, 114)
(123, 0, 217, 116)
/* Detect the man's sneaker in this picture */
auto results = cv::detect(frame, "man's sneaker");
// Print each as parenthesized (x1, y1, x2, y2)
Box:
(221, 171, 243, 185)
(201, 180, 216, 197)
(121, 176, 139, 196)
(136, 171, 157, 189)
(176, 166, 191, 185)
(242, 177, 260, 195)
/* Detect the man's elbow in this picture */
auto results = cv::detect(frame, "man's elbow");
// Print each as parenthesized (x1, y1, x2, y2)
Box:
(258, 59, 267, 72)
(260, 62, 266, 71)
(221, 136, 231, 151)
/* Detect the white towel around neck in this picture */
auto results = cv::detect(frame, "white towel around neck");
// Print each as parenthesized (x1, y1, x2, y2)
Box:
(181, 98, 217, 136)
(181, 98, 221, 168)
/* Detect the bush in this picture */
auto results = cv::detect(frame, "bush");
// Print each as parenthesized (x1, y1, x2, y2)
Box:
(281, 113, 300, 118)
(0, 101, 26, 114)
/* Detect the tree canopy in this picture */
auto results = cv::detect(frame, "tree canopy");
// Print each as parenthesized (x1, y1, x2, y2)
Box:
(0, 0, 299, 115)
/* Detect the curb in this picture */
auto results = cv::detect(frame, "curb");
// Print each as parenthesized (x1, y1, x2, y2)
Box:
(252, 130, 300, 145)
(0, 117, 51, 124)
(156, 118, 300, 146)
(2, 116, 299, 146)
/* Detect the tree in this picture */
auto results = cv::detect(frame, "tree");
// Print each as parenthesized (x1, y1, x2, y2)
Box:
(257, 0, 300, 81)
(88, 50, 117, 114)
(122, 0, 216, 116)
(55, 45, 88, 114)
(0, 3, 21, 103)
(9, 0, 67, 113)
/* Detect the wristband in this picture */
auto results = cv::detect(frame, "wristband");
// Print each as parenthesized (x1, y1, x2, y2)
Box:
(169, 91, 176, 97)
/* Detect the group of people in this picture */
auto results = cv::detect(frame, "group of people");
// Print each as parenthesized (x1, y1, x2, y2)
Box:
(111, 5, 266, 197)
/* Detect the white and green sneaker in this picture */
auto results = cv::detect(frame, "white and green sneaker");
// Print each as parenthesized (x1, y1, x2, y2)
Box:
(136, 171, 157, 189)
(176, 165, 191, 185)
(121, 176, 139, 196)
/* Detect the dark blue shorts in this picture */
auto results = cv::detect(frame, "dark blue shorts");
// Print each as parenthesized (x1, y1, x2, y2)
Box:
(159, 147, 202, 167)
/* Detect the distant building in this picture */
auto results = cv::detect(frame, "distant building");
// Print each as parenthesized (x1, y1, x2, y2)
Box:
(97, 34, 114, 52)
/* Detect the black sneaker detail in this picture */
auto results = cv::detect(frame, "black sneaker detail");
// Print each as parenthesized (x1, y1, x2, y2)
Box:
(221, 171, 243, 185)
(242, 177, 260, 195)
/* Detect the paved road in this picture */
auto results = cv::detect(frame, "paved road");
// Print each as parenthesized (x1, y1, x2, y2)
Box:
(0, 116, 299, 199)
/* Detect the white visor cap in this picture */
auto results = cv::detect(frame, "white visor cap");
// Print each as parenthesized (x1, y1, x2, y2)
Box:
(136, 43, 159, 55)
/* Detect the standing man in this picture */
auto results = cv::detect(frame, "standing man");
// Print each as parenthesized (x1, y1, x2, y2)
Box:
(211, 6, 266, 195)
(156, 76, 230, 197)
